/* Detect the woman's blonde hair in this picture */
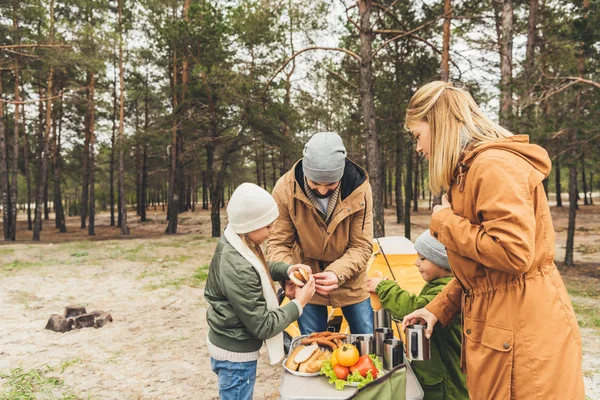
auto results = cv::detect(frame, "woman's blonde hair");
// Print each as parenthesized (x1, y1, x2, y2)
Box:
(404, 81, 513, 194)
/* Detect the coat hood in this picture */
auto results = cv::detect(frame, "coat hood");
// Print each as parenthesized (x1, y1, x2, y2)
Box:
(460, 135, 552, 185)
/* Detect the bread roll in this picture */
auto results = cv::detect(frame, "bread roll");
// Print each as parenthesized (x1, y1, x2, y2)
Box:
(285, 345, 305, 370)
(298, 349, 322, 373)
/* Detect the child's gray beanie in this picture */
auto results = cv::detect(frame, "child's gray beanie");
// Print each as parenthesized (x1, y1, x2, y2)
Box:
(414, 230, 451, 270)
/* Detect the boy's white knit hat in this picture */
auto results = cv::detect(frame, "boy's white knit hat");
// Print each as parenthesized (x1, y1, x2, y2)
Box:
(226, 183, 279, 234)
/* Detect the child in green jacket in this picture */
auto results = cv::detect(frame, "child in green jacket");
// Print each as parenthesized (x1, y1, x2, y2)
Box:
(367, 231, 468, 400)
(205, 183, 315, 400)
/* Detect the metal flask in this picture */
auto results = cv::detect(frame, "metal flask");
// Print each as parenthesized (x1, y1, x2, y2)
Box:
(404, 324, 431, 361)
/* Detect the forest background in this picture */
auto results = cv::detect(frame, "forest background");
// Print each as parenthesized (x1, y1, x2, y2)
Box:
(0, 0, 599, 399)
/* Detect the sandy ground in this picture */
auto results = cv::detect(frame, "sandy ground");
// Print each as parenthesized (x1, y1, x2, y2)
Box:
(0, 201, 599, 399)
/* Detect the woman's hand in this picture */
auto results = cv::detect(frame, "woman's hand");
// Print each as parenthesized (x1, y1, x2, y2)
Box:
(284, 280, 296, 299)
(366, 277, 382, 293)
(402, 308, 439, 339)
(432, 194, 451, 215)
(288, 263, 311, 278)
(294, 276, 316, 307)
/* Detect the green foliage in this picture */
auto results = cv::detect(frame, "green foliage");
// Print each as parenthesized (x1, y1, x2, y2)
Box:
(0, 365, 80, 400)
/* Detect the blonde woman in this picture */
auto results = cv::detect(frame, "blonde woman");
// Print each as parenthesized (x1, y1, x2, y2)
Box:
(401, 81, 584, 399)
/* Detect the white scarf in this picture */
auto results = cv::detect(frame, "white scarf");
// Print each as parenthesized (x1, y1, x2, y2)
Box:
(223, 224, 285, 365)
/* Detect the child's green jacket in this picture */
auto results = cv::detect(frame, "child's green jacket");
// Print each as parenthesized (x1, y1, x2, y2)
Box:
(377, 277, 468, 400)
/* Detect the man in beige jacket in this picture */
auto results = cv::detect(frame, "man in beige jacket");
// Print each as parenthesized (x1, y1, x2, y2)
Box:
(267, 132, 374, 334)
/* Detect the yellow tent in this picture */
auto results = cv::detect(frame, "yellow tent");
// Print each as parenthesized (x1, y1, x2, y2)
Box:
(283, 236, 425, 338)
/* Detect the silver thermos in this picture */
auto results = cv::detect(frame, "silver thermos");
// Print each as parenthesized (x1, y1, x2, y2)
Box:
(404, 324, 431, 361)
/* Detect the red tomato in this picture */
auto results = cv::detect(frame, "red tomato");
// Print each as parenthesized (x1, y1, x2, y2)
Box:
(349, 355, 378, 378)
(333, 364, 350, 380)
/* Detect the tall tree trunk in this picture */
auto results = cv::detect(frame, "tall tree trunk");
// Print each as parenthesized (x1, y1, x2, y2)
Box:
(10, 63, 20, 241)
(589, 172, 594, 205)
(110, 56, 117, 227)
(166, 5, 179, 234)
(53, 99, 66, 232)
(22, 98, 32, 230)
(555, 152, 562, 207)
(441, 0, 451, 81)
(581, 151, 588, 205)
(386, 150, 394, 206)
(81, 71, 92, 229)
(117, 0, 129, 235)
(404, 146, 413, 239)
(202, 170, 208, 210)
(525, 0, 539, 82)
(88, 71, 96, 236)
(494, 0, 514, 128)
(358, 0, 384, 237)
(271, 148, 277, 188)
(383, 147, 387, 208)
(413, 156, 419, 212)
(255, 142, 261, 187)
(436, 0, 452, 207)
(9, 3, 21, 240)
(141, 69, 150, 222)
(44, 170, 49, 219)
(395, 136, 404, 223)
(33, 0, 55, 241)
(0, 73, 9, 240)
(564, 6, 588, 264)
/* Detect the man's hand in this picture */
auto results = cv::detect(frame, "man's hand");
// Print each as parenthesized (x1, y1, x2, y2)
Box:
(313, 271, 339, 296)
(432, 194, 451, 215)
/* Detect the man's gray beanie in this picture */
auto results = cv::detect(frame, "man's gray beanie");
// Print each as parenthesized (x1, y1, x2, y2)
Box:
(302, 132, 347, 183)
(414, 230, 451, 271)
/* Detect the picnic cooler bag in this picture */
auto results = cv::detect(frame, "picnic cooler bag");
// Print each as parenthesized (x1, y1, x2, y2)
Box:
(347, 363, 407, 400)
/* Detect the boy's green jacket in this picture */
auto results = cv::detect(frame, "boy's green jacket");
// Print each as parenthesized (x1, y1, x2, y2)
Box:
(205, 236, 299, 353)
(377, 277, 468, 400)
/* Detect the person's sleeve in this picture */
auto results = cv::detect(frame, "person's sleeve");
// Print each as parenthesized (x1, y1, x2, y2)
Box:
(325, 185, 374, 285)
(376, 280, 437, 320)
(425, 278, 463, 326)
(268, 261, 292, 281)
(430, 156, 536, 275)
(266, 182, 295, 264)
(221, 260, 299, 340)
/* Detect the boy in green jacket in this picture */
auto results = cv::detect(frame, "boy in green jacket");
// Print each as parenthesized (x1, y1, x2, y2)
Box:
(367, 231, 468, 400)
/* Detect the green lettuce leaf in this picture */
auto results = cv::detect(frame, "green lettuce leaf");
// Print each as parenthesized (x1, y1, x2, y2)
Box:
(319, 356, 385, 391)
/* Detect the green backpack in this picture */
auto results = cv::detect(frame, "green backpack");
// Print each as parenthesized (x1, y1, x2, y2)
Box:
(348, 364, 407, 400)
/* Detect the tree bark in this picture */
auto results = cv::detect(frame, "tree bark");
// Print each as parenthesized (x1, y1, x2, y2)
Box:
(110, 56, 117, 227)
(33, 0, 55, 241)
(53, 99, 66, 232)
(589, 172, 594, 205)
(525, 0, 539, 80)
(117, 0, 129, 235)
(404, 145, 413, 240)
(555, 151, 562, 207)
(358, 0, 384, 237)
(395, 136, 404, 224)
(494, 0, 514, 128)
(10, 3, 20, 240)
(581, 150, 588, 205)
(81, 71, 92, 229)
(166, 5, 179, 234)
(88, 71, 96, 236)
(412, 156, 419, 212)
(202, 170, 208, 210)
(0, 73, 9, 240)
(441, 0, 451, 81)
(22, 99, 32, 230)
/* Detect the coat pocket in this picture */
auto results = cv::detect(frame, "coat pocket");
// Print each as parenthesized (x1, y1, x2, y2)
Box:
(464, 318, 513, 400)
